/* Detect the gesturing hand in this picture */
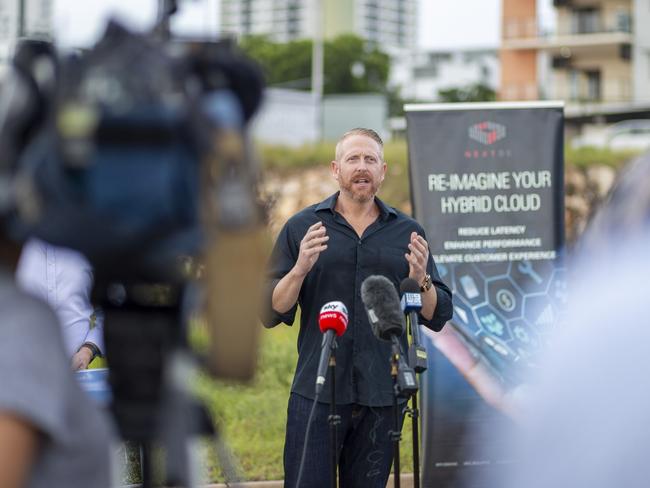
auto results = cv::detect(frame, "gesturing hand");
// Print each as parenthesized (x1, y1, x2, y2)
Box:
(295, 221, 329, 277)
(405, 231, 429, 285)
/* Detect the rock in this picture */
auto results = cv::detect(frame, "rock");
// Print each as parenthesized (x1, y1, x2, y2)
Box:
(585, 165, 617, 199)
(261, 167, 337, 238)
(564, 194, 592, 243)
(565, 167, 587, 195)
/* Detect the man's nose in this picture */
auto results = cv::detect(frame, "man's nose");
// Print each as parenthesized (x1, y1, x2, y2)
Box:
(356, 157, 369, 169)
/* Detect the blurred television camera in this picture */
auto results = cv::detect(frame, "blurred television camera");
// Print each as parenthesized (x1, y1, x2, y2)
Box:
(0, 1, 267, 485)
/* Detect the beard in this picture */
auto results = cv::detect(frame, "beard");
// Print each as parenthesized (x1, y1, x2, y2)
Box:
(339, 172, 381, 202)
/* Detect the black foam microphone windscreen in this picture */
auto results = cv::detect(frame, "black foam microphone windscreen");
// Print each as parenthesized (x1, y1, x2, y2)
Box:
(360, 275, 405, 341)
(399, 277, 421, 295)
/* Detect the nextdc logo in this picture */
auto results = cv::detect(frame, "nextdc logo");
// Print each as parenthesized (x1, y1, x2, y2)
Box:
(468, 121, 506, 146)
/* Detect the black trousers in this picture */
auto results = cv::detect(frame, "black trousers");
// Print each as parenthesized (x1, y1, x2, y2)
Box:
(283, 392, 404, 488)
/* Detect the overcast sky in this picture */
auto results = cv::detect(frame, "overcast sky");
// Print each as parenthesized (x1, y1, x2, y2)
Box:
(420, 0, 500, 49)
(52, 0, 552, 50)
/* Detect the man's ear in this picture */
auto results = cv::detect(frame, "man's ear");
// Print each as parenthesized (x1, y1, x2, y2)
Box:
(330, 160, 339, 180)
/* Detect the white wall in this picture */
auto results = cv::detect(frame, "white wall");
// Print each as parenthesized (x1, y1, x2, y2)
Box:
(322, 93, 388, 141)
(251, 88, 319, 146)
(251, 89, 390, 145)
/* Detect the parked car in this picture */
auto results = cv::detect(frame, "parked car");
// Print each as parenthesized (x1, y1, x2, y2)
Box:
(607, 120, 650, 150)
(571, 119, 650, 150)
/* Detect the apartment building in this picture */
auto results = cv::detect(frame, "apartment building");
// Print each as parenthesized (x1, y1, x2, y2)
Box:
(393, 47, 499, 102)
(219, 0, 417, 54)
(500, 0, 650, 106)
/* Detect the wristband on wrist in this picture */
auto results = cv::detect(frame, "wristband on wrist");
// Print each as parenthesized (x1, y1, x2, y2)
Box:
(420, 273, 432, 292)
(80, 342, 101, 361)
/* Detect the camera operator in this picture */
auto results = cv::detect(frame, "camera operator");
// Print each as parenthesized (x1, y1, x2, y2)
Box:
(17, 238, 104, 370)
(0, 38, 114, 481)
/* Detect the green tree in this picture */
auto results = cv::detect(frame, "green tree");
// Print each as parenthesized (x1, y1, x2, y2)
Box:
(239, 35, 312, 89)
(437, 82, 496, 103)
(238, 34, 390, 94)
(323, 34, 389, 94)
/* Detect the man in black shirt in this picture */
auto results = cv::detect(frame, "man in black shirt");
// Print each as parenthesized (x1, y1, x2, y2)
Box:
(264, 128, 452, 487)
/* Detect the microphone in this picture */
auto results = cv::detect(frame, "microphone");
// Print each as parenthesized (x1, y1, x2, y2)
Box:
(315, 301, 348, 395)
(361, 275, 417, 398)
(400, 278, 428, 373)
(360, 275, 405, 341)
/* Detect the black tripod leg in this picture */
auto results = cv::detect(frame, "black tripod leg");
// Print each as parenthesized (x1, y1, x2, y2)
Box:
(140, 443, 153, 488)
(392, 375, 401, 488)
(212, 417, 243, 486)
(411, 392, 420, 488)
(329, 352, 338, 488)
(330, 387, 337, 488)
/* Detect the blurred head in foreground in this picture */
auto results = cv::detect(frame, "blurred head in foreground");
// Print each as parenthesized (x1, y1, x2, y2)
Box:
(495, 150, 650, 488)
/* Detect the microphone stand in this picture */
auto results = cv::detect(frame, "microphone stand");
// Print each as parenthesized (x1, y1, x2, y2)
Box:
(401, 287, 426, 488)
(408, 391, 420, 488)
(389, 337, 402, 488)
(328, 339, 340, 488)
(388, 334, 419, 488)
(405, 314, 426, 488)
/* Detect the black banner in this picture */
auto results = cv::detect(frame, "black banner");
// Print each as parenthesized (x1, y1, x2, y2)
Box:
(405, 102, 566, 486)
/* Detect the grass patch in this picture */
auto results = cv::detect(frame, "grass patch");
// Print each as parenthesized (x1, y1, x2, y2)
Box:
(257, 142, 337, 172)
(565, 146, 641, 169)
(194, 319, 298, 482)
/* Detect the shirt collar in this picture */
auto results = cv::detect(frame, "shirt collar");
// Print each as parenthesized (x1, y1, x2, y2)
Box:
(315, 192, 397, 221)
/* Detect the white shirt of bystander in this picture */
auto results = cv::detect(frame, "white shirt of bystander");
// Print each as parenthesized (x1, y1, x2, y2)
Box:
(16, 238, 104, 359)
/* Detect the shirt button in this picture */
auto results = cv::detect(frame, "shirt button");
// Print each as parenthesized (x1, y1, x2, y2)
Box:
(358, 240, 362, 245)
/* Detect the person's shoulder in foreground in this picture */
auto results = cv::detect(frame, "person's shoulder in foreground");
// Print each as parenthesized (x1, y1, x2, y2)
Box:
(0, 274, 114, 488)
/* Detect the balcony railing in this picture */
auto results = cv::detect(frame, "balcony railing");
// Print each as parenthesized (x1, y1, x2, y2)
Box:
(503, 13, 632, 40)
(501, 78, 632, 104)
(500, 83, 539, 101)
(551, 77, 632, 103)
(558, 13, 632, 36)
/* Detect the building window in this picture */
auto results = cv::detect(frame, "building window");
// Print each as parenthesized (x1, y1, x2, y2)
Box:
(429, 52, 452, 63)
(569, 70, 579, 100)
(571, 8, 599, 34)
(288, 4, 299, 39)
(242, 0, 252, 34)
(585, 70, 601, 101)
(480, 65, 491, 83)
(413, 65, 438, 78)
(615, 9, 631, 33)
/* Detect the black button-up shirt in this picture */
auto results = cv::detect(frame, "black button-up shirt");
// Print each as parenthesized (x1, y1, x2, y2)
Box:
(264, 192, 453, 406)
